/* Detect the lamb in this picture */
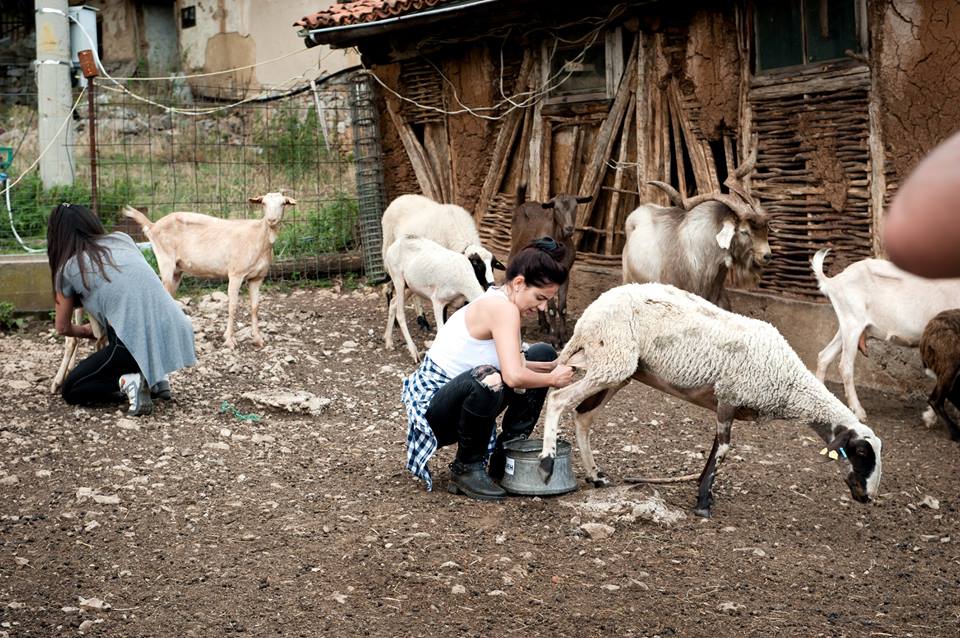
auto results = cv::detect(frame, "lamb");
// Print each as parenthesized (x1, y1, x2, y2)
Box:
(122, 192, 296, 349)
(621, 142, 770, 309)
(509, 184, 591, 344)
(919, 310, 960, 441)
(383, 236, 486, 362)
(811, 249, 960, 420)
(381, 194, 504, 328)
(538, 282, 883, 517)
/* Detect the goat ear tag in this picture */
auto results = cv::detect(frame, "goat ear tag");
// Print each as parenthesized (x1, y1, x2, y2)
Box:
(715, 221, 735, 249)
(827, 450, 840, 461)
(819, 447, 829, 456)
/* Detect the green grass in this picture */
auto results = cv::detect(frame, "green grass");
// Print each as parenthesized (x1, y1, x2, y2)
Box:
(0, 301, 26, 331)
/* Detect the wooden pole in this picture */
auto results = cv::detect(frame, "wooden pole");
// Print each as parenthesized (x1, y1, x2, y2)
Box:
(78, 50, 100, 216)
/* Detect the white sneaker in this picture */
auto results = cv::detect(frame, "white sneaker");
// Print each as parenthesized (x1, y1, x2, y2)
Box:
(119, 373, 153, 416)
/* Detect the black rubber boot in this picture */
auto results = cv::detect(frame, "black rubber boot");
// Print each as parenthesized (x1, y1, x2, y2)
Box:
(448, 460, 507, 501)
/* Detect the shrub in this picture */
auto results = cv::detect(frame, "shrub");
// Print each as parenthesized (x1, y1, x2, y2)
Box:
(0, 301, 25, 332)
(275, 194, 358, 257)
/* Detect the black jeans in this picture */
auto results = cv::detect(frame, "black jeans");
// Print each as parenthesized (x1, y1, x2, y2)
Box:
(425, 343, 558, 467)
(62, 326, 142, 406)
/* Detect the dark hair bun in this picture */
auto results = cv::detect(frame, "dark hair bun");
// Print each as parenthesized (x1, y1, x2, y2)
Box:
(530, 236, 566, 263)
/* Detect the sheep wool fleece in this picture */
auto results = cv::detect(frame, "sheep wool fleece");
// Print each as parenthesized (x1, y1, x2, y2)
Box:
(58, 232, 197, 387)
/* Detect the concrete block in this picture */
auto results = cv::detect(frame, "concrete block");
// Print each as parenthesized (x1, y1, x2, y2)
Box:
(0, 254, 53, 312)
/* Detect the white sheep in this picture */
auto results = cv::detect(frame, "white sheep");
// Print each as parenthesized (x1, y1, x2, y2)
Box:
(383, 236, 486, 362)
(381, 194, 503, 328)
(538, 283, 883, 517)
(811, 249, 960, 420)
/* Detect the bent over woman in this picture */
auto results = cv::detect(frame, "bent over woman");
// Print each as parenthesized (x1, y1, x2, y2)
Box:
(401, 237, 575, 501)
(48, 203, 196, 416)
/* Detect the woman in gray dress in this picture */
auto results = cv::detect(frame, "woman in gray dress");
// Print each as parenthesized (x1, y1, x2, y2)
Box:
(47, 203, 196, 416)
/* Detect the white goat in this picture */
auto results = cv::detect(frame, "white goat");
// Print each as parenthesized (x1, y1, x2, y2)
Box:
(538, 283, 883, 517)
(812, 249, 960, 420)
(622, 142, 770, 309)
(381, 194, 503, 328)
(383, 236, 486, 362)
(122, 192, 296, 349)
(50, 310, 105, 393)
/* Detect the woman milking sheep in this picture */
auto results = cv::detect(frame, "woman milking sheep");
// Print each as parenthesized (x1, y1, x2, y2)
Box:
(401, 237, 575, 501)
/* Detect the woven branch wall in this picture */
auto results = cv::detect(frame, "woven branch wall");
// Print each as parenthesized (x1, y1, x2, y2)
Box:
(750, 68, 874, 300)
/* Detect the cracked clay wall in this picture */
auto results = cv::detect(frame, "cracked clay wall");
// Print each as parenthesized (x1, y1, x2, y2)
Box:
(875, 0, 960, 176)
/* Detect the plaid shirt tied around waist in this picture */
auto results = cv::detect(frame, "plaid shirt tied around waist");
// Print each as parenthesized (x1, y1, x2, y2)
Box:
(400, 354, 497, 491)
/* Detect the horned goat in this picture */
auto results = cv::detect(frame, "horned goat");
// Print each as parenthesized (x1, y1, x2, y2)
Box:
(538, 283, 883, 518)
(622, 141, 770, 309)
(919, 309, 960, 441)
(383, 236, 486, 362)
(381, 194, 504, 328)
(811, 249, 960, 420)
(509, 184, 591, 344)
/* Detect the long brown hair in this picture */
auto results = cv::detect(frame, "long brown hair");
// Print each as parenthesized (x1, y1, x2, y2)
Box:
(505, 236, 568, 287)
(46, 203, 116, 296)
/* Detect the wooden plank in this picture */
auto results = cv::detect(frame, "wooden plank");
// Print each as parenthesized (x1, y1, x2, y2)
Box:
(575, 33, 640, 236)
(604, 96, 634, 254)
(424, 121, 452, 202)
(634, 30, 648, 200)
(384, 98, 441, 201)
(474, 51, 535, 220)
(528, 91, 546, 201)
(539, 120, 552, 199)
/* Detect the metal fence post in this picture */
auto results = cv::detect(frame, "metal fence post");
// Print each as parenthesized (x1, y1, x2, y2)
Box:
(348, 71, 387, 279)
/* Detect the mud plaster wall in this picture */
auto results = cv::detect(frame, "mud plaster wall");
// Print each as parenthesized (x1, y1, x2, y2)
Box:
(875, 0, 960, 176)
(442, 45, 497, 209)
(375, 63, 419, 202)
(798, 113, 849, 212)
(684, 9, 740, 140)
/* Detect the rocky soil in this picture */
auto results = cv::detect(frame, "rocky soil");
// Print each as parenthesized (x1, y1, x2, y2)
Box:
(1, 280, 958, 637)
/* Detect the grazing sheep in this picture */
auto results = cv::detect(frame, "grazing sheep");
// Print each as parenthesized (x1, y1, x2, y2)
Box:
(538, 283, 883, 517)
(919, 310, 960, 441)
(383, 236, 486, 362)
(621, 141, 770, 309)
(381, 194, 504, 328)
(509, 184, 591, 344)
(123, 192, 296, 349)
(811, 249, 960, 420)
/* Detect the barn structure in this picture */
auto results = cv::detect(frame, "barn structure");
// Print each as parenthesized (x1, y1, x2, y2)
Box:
(293, 0, 959, 301)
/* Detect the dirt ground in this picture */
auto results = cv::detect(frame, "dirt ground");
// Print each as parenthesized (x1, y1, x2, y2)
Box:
(1, 272, 959, 638)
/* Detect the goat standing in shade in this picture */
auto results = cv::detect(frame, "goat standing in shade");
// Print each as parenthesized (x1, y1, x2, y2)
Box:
(510, 184, 591, 345)
(622, 140, 770, 309)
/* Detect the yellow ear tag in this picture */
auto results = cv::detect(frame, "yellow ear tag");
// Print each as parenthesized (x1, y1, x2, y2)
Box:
(819, 447, 829, 456)
(827, 450, 840, 461)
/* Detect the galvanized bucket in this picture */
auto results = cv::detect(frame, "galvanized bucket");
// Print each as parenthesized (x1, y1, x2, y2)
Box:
(500, 438, 578, 496)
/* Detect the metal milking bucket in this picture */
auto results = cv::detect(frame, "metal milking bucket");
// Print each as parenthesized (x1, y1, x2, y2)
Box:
(500, 438, 578, 496)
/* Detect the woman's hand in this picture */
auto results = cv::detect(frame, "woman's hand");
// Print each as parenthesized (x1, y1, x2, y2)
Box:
(548, 364, 574, 388)
(525, 358, 558, 373)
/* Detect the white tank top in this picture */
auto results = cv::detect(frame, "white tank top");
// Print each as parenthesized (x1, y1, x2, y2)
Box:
(427, 286, 507, 377)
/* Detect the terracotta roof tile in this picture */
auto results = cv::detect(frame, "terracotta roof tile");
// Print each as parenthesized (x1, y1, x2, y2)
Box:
(294, 0, 448, 30)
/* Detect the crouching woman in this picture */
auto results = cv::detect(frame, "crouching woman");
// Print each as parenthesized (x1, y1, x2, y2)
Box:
(48, 203, 196, 416)
(401, 237, 575, 501)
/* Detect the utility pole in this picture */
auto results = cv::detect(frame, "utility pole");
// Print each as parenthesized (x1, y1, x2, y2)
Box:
(35, 0, 74, 188)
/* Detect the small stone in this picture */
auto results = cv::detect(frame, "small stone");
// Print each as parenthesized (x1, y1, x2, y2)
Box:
(718, 601, 745, 614)
(580, 523, 615, 540)
(203, 442, 230, 451)
(487, 590, 507, 596)
(601, 584, 621, 591)
(35, 470, 51, 478)
(920, 495, 940, 510)
(451, 584, 466, 594)
(0, 475, 19, 486)
(440, 561, 460, 570)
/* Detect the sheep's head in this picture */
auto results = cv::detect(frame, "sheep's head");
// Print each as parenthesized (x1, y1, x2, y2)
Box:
(543, 194, 592, 239)
(464, 244, 505, 290)
(822, 423, 882, 504)
(249, 191, 297, 227)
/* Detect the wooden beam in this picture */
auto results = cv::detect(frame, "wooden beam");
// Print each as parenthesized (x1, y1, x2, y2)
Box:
(605, 95, 634, 254)
(634, 31, 649, 201)
(575, 33, 640, 237)
(384, 98, 441, 201)
(474, 50, 535, 220)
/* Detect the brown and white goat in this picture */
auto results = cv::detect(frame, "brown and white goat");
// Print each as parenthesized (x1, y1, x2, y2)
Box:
(509, 184, 591, 345)
(918, 310, 960, 441)
(122, 192, 296, 349)
(621, 143, 770, 309)
(811, 249, 960, 421)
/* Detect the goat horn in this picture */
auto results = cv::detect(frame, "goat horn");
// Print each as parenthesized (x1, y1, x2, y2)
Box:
(647, 181, 685, 207)
(680, 192, 757, 220)
(732, 133, 759, 180)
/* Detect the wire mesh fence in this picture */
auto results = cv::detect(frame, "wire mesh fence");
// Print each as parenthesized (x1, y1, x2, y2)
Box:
(1, 69, 372, 282)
